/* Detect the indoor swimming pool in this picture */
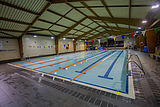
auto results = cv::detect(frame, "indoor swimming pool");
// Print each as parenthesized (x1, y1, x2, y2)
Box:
(9, 50, 135, 99)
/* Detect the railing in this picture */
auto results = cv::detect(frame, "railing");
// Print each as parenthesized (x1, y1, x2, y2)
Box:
(125, 54, 145, 76)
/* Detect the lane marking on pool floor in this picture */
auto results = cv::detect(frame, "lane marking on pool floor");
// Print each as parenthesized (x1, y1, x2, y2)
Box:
(25, 58, 63, 67)
(49, 51, 109, 74)
(72, 51, 119, 79)
(16, 57, 56, 65)
(75, 51, 115, 73)
(33, 59, 73, 70)
(98, 51, 123, 79)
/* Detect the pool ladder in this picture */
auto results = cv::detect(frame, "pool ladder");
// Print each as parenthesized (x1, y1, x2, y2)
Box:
(125, 54, 145, 77)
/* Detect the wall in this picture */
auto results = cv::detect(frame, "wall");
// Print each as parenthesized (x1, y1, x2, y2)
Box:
(124, 38, 136, 48)
(58, 39, 73, 53)
(23, 35, 55, 57)
(0, 38, 20, 61)
(76, 40, 85, 51)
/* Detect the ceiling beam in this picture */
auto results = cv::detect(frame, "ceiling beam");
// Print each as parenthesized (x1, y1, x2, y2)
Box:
(100, 0, 119, 28)
(30, 26, 61, 33)
(88, 30, 123, 40)
(0, 28, 24, 33)
(0, 1, 40, 16)
(48, 8, 73, 29)
(0, 31, 18, 38)
(50, 0, 98, 3)
(20, 2, 51, 37)
(0, 17, 31, 25)
(57, 17, 87, 39)
(38, 19, 86, 33)
(101, 26, 135, 32)
(76, 26, 100, 40)
(38, 19, 68, 28)
(150, 19, 160, 28)
(88, 16, 141, 26)
(47, 9, 100, 33)
(128, 0, 132, 29)
(75, 5, 152, 8)
(80, 2, 110, 30)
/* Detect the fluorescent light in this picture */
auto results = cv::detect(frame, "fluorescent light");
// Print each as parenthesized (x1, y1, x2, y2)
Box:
(33, 35, 37, 37)
(138, 27, 142, 29)
(142, 20, 147, 24)
(63, 38, 66, 40)
(51, 37, 54, 39)
(72, 39, 75, 41)
(152, 4, 159, 9)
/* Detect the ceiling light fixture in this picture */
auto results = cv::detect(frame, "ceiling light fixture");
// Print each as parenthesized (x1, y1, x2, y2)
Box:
(51, 37, 54, 39)
(152, 4, 159, 9)
(33, 35, 37, 38)
(142, 20, 147, 24)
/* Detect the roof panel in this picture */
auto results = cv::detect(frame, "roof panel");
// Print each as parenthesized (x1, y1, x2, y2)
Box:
(132, 0, 154, 5)
(2, 31, 22, 37)
(33, 21, 52, 29)
(57, 18, 75, 27)
(40, 11, 61, 22)
(131, 7, 150, 19)
(75, 31, 83, 35)
(74, 24, 85, 30)
(30, 31, 52, 35)
(49, 3, 71, 15)
(109, 7, 129, 18)
(81, 18, 93, 25)
(88, 23, 98, 28)
(107, 23, 117, 27)
(0, 4, 36, 23)
(78, 8, 95, 16)
(130, 26, 138, 29)
(81, 27, 91, 32)
(117, 24, 129, 28)
(85, 1, 103, 6)
(66, 9, 85, 21)
(105, 0, 129, 6)
(69, 2, 83, 6)
(92, 8, 110, 17)
(0, 21, 28, 31)
(50, 25, 67, 32)
(68, 30, 77, 34)
(1, 0, 47, 13)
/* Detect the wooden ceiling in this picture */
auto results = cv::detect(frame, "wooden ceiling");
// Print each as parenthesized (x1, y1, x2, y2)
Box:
(0, 0, 159, 40)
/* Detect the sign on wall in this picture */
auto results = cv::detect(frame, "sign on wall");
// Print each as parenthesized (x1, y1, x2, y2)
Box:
(0, 40, 2, 49)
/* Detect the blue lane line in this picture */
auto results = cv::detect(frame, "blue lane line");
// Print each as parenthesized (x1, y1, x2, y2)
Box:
(75, 51, 115, 74)
(98, 51, 123, 80)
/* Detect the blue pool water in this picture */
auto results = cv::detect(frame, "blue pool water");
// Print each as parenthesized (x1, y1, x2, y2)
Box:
(12, 50, 128, 94)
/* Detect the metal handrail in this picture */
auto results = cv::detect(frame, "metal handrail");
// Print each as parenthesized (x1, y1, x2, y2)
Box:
(125, 54, 145, 76)
(128, 54, 143, 69)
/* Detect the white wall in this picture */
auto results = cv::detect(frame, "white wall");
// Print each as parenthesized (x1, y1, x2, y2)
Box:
(58, 39, 73, 53)
(0, 38, 20, 61)
(23, 35, 55, 57)
(76, 40, 85, 51)
(124, 38, 136, 47)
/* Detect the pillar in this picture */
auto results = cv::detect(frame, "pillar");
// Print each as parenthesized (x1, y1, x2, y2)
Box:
(55, 37, 59, 54)
(146, 29, 157, 53)
(73, 40, 76, 52)
(18, 36, 23, 59)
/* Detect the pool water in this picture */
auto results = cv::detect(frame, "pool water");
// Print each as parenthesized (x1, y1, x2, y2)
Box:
(11, 50, 130, 95)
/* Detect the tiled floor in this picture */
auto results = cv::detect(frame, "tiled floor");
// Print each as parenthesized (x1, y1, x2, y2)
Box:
(0, 50, 160, 107)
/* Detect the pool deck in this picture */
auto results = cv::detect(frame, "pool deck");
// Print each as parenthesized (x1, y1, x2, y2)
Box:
(0, 50, 160, 107)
